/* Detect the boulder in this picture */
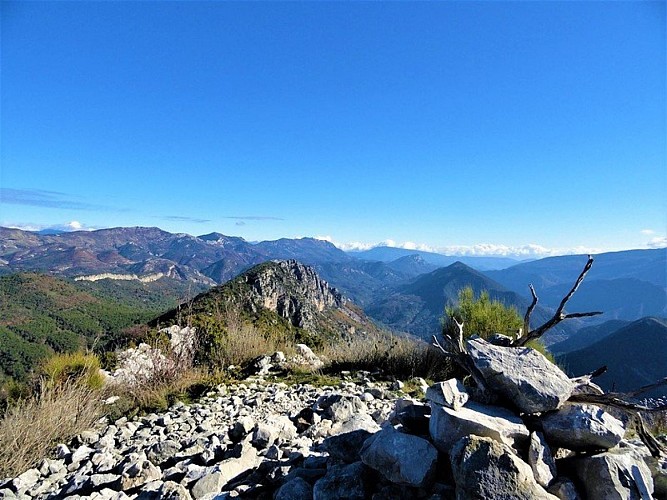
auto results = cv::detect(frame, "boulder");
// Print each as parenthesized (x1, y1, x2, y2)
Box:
(275, 477, 313, 500)
(312, 461, 370, 500)
(323, 429, 372, 463)
(394, 402, 430, 435)
(360, 426, 438, 488)
(466, 337, 573, 414)
(11, 468, 41, 493)
(426, 379, 468, 411)
(528, 432, 557, 488)
(565, 448, 654, 499)
(147, 440, 181, 465)
(449, 435, 558, 499)
(295, 344, 323, 369)
(196, 440, 260, 498)
(429, 400, 529, 453)
(547, 478, 580, 500)
(540, 403, 625, 451)
(329, 413, 381, 436)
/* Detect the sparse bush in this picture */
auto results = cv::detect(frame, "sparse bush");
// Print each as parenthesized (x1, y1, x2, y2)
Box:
(0, 377, 104, 478)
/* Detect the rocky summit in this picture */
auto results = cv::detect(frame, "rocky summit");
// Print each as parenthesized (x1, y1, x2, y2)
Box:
(2, 341, 666, 500)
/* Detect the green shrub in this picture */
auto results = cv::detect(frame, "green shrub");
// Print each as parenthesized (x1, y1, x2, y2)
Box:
(40, 352, 105, 389)
(444, 287, 523, 340)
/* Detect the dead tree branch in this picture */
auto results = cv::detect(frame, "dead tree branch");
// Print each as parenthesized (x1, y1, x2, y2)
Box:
(433, 318, 490, 394)
(520, 284, 538, 342)
(513, 255, 602, 347)
(567, 377, 667, 458)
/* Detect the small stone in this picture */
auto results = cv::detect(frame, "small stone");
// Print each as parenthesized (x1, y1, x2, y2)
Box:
(426, 379, 468, 410)
(55, 444, 71, 459)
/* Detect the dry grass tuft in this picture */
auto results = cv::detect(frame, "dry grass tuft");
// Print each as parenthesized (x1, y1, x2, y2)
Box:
(0, 378, 103, 478)
(212, 323, 284, 368)
(321, 331, 453, 381)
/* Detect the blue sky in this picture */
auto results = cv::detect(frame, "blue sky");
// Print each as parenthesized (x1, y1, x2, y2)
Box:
(1, 1, 665, 257)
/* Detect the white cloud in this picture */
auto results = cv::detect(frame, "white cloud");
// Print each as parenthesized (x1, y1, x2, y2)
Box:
(2, 221, 99, 232)
(647, 236, 667, 249)
(641, 229, 656, 235)
(316, 236, 604, 258)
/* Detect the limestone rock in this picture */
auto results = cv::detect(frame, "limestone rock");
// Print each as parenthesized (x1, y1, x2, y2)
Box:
(566, 448, 654, 499)
(360, 426, 438, 488)
(312, 461, 370, 500)
(426, 379, 468, 410)
(540, 403, 625, 451)
(323, 429, 372, 463)
(528, 431, 557, 488)
(117, 458, 161, 490)
(449, 435, 558, 500)
(466, 337, 573, 414)
(429, 400, 529, 453)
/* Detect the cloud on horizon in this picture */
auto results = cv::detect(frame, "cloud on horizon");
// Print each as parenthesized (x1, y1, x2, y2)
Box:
(1, 187, 120, 212)
(315, 236, 605, 258)
(647, 236, 667, 248)
(4, 220, 101, 232)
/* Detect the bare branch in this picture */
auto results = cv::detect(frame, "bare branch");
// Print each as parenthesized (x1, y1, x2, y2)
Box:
(513, 255, 602, 346)
(453, 317, 465, 353)
(521, 284, 538, 341)
(634, 413, 667, 458)
(623, 377, 667, 398)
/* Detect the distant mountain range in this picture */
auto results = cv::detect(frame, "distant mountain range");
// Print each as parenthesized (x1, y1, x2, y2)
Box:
(365, 261, 561, 341)
(1, 226, 665, 344)
(557, 317, 667, 398)
(348, 246, 521, 271)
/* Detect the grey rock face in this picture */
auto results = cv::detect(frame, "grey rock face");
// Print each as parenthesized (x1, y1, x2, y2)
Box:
(566, 448, 654, 500)
(360, 426, 438, 488)
(547, 478, 580, 500)
(323, 430, 372, 463)
(426, 379, 468, 410)
(541, 403, 625, 451)
(528, 431, 557, 488)
(274, 477, 313, 500)
(429, 400, 529, 452)
(466, 337, 574, 414)
(449, 435, 558, 500)
(313, 461, 370, 500)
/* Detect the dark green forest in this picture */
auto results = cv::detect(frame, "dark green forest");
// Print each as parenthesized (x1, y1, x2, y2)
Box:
(0, 273, 188, 382)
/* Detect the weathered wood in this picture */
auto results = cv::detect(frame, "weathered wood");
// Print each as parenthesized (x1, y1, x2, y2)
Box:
(513, 255, 602, 347)
(520, 284, 538, 342)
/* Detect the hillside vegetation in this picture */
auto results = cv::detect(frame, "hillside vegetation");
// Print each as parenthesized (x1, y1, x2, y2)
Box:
(0, 273, 180, 382)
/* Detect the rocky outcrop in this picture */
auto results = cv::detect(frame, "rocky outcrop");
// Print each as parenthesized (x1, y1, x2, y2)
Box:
(154, 260, 380, 343)
(2, 345, 662, 499)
